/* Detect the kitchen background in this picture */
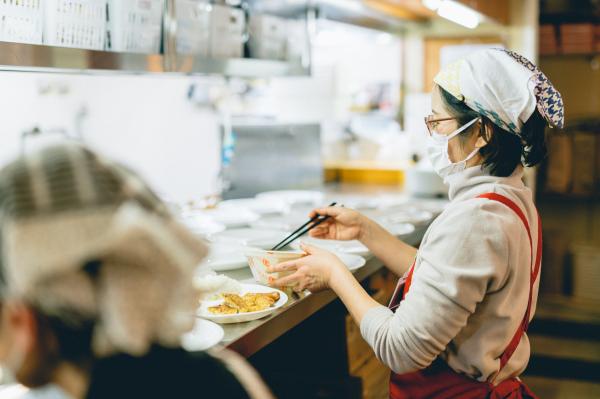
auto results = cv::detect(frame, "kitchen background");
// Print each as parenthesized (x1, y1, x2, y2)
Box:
(0, 0, 599, 398)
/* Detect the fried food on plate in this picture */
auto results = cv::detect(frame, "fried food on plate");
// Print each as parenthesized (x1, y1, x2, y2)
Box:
(208, 292, 281, 315)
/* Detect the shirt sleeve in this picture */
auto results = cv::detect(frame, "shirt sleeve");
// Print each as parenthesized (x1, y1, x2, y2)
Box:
(360, 199, 511, 374)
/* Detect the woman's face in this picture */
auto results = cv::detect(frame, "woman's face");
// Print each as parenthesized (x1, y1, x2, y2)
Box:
(0, 301, 51, 387)
(430, 88, 484, 165)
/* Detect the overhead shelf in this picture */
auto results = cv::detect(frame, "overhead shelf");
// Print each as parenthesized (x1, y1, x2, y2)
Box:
(0, 41, 310, 77)
(0, 0, 312, 78)
(0, 42, 165, 74)
(172, 56, 310, 78)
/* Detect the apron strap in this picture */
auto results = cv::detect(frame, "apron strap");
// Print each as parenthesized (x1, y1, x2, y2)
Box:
(477, 193, 542, 379)
(387, 258, 416, 310)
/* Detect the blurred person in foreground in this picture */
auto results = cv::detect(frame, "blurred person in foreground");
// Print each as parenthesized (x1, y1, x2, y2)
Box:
(0, 144, 273, 399)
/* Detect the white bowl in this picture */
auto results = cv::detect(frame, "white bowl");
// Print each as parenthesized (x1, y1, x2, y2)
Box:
(244, 247, 305, 287)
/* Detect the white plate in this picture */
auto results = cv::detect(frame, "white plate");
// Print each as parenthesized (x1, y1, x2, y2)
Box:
(250, 212, 309, 232)
(198, 284, 288, 324)
(375, 194, 411, 210)
(256, 190, 325, 206)
(195, 208, 260, 228)
(293, 237, 370, 256)
(412, 199, 450, 215)
(209, 228, 290, 250)
(219, 198, 290, 215)
(335, 253, 366, 271)
(326, 194, 379, 210)
(181, 319, 224, 351)
(384, 209, 434, 226)
(379, 222, 416, 237)
(200, 244, 248, 272)
(179, 214, 226, 237)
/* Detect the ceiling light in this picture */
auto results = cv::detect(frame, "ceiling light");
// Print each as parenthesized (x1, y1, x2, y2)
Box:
(422, 0, 442, 11)
(437, 0, 481, 29)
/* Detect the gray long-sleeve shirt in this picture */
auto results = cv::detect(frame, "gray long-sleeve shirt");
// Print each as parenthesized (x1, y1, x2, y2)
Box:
(360, 165, 540, 383)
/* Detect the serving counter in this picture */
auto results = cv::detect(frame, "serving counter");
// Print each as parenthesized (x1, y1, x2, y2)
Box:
(220, 226, 427, 358)
(202, 184, 443, 398)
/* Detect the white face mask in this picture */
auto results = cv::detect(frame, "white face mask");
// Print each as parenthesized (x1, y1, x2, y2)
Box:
(426, 117, 481, 180)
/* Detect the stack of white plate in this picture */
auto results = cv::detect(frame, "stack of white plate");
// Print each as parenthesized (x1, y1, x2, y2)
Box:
(250, 212, 309, 231)
(379, 208, 434, 226)
(218, 197, 290, 216)
(188, 207, 260, 229)
(179, 213, 226, 237)
(256, 190, 325, 207)
(379, 222, 416, 237)
(199, 243, 248, 272)
(209, 228, 290, 250)
(324, 194, 379, 210)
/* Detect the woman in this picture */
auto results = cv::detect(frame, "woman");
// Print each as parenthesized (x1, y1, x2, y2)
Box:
(0, 144, 273, 399)
(270, 49, 564, 398)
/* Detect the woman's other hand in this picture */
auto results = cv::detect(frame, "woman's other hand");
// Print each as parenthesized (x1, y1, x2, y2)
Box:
(268, 244, 349, 293)
(308, 206, 369, 242)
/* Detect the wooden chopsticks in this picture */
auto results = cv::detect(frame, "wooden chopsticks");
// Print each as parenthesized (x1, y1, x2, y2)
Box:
(270, 202, 337, 251)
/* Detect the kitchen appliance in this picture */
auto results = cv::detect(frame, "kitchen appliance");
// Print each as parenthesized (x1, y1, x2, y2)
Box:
(176, 0, 211, 56)
(248, 14, 287, 60)
(209, 4, 245, 59)
(221, 123, 323, 199)
(106, 0, 163, 54)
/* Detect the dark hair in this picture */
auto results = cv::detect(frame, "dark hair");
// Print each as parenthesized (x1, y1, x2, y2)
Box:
(438, 86, 548, 177)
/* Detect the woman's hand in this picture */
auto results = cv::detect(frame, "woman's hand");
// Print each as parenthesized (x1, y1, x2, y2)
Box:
(268, 244, 349, 293)
(309, 206, 369, 242)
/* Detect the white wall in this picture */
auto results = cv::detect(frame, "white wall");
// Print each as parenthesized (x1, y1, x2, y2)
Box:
(0, 72, 221, 204)
(0, 20, 403, 202)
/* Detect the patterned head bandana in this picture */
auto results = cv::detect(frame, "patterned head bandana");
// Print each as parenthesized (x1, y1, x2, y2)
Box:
(0, 144, 207, 357)
(434, 48, 564, 135)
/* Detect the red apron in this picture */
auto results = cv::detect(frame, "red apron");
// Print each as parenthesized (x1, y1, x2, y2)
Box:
(388, 193, 542, 399)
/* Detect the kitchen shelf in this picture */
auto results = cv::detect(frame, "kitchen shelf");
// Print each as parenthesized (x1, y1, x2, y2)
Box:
(171, 56, 310, 78)
(0, 41, 165, 74)
(0, 0, 313, 78)
(0, 40, 310, 77)
(540, 52, 600, 59)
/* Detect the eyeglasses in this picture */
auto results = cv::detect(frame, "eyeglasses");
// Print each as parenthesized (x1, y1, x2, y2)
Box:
(424, 115, 456, 136)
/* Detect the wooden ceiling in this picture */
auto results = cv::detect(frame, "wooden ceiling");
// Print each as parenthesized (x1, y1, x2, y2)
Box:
(363, 0, 437, 21)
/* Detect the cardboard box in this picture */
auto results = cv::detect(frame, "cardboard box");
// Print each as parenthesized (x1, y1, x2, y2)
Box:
(541, 230, 569, 295)
(560, 23, 595, 54)
(539, 24, 558, 55)
(572, 132, 596, 195)
(545, 134, 572, 193)
(597, 132, 600, 191)
(561, 42, 594, 54)
(571, 244, 600, 302)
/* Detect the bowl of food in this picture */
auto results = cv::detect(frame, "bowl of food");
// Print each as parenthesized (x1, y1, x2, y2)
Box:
(244, 247, 305, 290)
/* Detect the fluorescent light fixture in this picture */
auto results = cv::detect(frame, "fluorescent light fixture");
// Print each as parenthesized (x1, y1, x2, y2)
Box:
(319, 0, 364, 13)
(436, 0, 481, 29)
(422, 0, 442, 11)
